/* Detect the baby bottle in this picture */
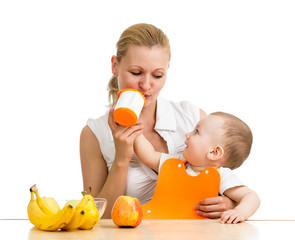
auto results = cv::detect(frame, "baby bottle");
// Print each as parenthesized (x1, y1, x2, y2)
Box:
(113, 88, 145, 127)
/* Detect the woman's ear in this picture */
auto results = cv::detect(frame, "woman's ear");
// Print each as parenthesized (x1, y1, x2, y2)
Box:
(111, 55, 118, 76)
(207, 145, 224, 161)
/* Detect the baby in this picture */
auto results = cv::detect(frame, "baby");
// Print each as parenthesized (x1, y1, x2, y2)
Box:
(134, 111, 260, 224)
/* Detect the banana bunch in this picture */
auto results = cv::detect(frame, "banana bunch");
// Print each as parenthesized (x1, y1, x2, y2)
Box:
(27, 185, 100, 231)
(27, 184, 74, 231)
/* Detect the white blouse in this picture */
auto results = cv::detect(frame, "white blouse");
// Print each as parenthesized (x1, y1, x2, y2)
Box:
(87, 97, 200, 204)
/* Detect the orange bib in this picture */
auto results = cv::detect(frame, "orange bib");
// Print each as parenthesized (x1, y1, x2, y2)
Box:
(142, 158, 220, 219)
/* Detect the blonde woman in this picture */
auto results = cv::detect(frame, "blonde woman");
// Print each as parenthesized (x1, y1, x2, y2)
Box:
(80, 23, 235, 218)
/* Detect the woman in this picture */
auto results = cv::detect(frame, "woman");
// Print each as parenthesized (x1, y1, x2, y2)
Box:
(80, 23, 235, 218)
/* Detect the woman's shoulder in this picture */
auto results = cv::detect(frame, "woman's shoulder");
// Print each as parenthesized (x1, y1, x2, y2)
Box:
(87, 111, 108, 127)
(86, 111, 110, 142)
(87, 111, 108, 124)
(158, 97, 200, 123)
(158, 97, 199, 112)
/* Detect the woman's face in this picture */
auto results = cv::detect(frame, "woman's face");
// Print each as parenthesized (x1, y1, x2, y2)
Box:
(112, 45, 170, 109)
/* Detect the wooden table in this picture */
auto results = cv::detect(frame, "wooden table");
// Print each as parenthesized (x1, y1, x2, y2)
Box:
(1, 219, 294, 240)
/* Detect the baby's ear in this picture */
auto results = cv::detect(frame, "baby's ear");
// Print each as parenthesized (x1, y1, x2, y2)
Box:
(207, 145, 224, 161)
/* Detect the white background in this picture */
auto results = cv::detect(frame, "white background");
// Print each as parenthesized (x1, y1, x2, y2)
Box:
(0, 0, 294, 220)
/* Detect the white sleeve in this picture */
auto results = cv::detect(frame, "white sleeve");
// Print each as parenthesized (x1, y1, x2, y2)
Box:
(158, 153, 183, 173)
(218, 167, 245, 195)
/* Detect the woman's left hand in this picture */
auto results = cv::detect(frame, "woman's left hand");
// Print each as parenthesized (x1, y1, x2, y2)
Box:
(195, 196, 237, 219)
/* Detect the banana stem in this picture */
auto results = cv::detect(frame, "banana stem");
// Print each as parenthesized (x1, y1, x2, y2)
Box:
(30, 184, 42, 200)
(30, 184, 37, 192)
(30, 191, 35, 201)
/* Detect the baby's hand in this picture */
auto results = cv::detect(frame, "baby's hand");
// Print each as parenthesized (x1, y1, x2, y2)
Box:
(220, 209, 245, 224)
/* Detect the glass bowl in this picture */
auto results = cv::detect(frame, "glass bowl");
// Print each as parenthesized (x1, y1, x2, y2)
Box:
(94, 198, 107, 219)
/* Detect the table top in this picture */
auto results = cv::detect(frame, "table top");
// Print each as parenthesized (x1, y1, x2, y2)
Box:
(1, 219, 294, 240)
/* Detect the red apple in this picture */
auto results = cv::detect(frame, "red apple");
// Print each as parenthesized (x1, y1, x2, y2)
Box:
(111, 195, 143, 227)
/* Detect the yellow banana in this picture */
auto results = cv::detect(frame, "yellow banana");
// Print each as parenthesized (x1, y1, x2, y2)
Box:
(61, 208, 85, 230)
(61, 199, 86, 231)
(62, 194, 98, 230)
(44, 205, 74, 231)
(30, 184, 60, 215)
(61, 195, 93, 230)
(27, 191, 74, 231)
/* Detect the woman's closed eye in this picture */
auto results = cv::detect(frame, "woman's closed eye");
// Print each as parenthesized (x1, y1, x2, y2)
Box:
(153, 74, 163, 79)
(131, 72, 163, 79)
(131, 72, 141, 76)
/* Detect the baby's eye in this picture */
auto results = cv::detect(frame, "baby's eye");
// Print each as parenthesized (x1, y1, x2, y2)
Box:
(195, 129, 199, 134)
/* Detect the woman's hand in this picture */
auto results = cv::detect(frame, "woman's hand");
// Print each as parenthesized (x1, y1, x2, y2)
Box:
(108, 109, 144, 164)
(195, 196, 237, 219)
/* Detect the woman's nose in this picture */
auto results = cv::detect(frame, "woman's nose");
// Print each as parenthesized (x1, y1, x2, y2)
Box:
(139, 74, 151, 91)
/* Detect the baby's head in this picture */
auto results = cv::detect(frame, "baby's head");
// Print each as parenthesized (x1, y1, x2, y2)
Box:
(210, 112, 253, 169)
(183, 112, 252, 170)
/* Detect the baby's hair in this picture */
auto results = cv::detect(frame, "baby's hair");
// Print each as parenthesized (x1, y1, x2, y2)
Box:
(211, 112, 253, 169)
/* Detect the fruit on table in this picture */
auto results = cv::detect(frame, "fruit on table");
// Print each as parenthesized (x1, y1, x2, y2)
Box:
(62, 192, 99, 230)
(64, 199, 80, 209)
(27, 188, 74, 231)
(111, 195, 143, 228)
(78, 198, 100, 230)
(27, 185, 100, 231)
(61, 199, 85, 230)
(30, 184, 60, 215)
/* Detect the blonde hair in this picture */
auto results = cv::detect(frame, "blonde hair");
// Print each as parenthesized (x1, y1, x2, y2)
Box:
(107, 23, 171, 107)
(211, 112, 253, 170)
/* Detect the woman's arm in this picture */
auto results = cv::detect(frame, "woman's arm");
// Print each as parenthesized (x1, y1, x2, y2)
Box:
(220, 186, 260, 224)
(134, 134, 161, 172)
(80, 126, 108, 198)
(80, 110, 143, 218)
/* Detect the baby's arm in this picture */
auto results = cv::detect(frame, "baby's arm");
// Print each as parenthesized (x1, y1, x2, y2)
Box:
(221, 186, 260, 224)
(134, 134, 161, 172)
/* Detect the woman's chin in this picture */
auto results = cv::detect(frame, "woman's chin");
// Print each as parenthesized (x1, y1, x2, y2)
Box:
(142, 98, 156, 109)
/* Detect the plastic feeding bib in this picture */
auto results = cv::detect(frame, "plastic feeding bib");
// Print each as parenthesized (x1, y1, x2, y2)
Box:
(142, 158, 220, 219)
(113, 89, 145, 127)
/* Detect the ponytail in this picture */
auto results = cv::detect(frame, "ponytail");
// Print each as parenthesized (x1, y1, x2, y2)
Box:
(107, 75, 119, 107)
